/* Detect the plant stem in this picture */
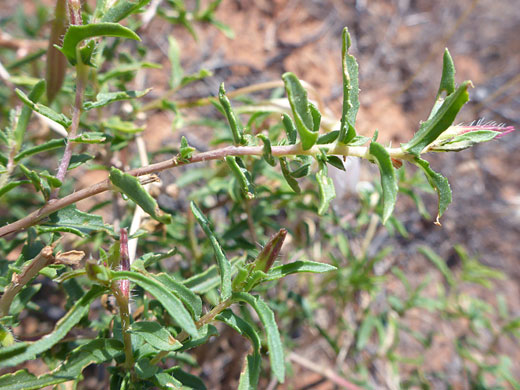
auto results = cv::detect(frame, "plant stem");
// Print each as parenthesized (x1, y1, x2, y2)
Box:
(112, 283, 134, 369)
(0, 246, 54, 317)
(0, 143, 411, 238)
(53, 61, 88, 194)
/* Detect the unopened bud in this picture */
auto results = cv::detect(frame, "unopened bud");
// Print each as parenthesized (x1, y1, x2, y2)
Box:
(252, 229, 287, 273)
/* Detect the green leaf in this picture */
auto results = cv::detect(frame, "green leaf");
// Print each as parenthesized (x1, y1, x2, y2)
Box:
(282, 72, 320, 150)
(238, 353, 261, 390)
(226, 156, 255, 199)
(348, 135, 370, 146)
(168, 35, 183, 89)
(338, 27, 360, 144)
(15, 88, 71, 128)
(327, 155, 345, 171)
(0, 339, 122, 390)
(232, 292, 285, 383)
(129, 321, 182, 351)
(153, 273, 202, 318)
(316, 159, 336, 215)
(0, 286, 107, 368)
(418, 246, 455, 287)
(438, 49, 456, 97)
(177, 324, 218, 352)
(219, 83, 245, 145)
(317, 130, 339, 144)
(413, 157, 452, 220)
(68, 153, 94, 170)
(217, 310, 261, 390)
(183, 257, 243, 295)
(281, 114, 297, 144)
(179, 136, 195, 161)
(257, 134, 276, 166)
(169, 367, 208, 389)
(279, 157, 300, 193)
(83, 89, 151, 111)
(109, 167, 172, 224)
(70, 132, 107, 143)
(43, 205, 108, 237)
(190, 202, 232, 300)
(100, 0, 151, 23)
(0, 181, 30, 199)
(111, 271, 199, 338)
(402, 81, 471, 155)
(14, 80, 46, 149)
(102, 117, 144, 133)
(264, 261, 336, 282)
(57, 23, 140, 65)
(369, 141, 397, 223)
(19, 164, 50, 200)
(14, 139, 65, 162)
(180, 69, 212, 88)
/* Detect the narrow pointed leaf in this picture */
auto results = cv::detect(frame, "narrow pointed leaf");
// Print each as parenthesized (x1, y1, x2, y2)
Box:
(190, 202, 232, 300)
(57, 23, 140, 65)
(129, 321, 182, 351)
(225, 156, 255, 199)
(339, 27, 360, 144)
(100, 0, 152, 22)
(219, 83, 245, 145)
(413, 157, 452, 220)
(217, 310, 261, 390)
(402, 81, 471, 155)
(279, 157, 300, 193)
(83, 89, 151, 111)
(281, 114, 297, 144)
(154, 273, 202, 318)
(0, 339, 122, 390)
(282, 73, 319, 150)
(14, 139, 65, 162)
(0, 286, 107, 368)
(15, 88, 71, 128)
(109, 167, 172, 224)
(369, 141, 397, 223)
(257, 134, 276, 166)
(438, 49, 456, 97)
(232, 292, 285, 383)
(264, 261, 336, 282)
(316, 161, 336, 215)
(14, 80, 46, 149)
(111, 271, 199, 337)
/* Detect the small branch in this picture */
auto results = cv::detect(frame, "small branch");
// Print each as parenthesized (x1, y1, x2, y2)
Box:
(289, 352, 365, 390)
(0, 143, 411, 238)
(0, 246, 55, 317)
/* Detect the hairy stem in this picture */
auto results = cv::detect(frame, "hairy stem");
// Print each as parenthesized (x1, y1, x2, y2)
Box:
(53, 62, 88, 191)
(112, 283, 134, 369)
(0, 143, 411, 238)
